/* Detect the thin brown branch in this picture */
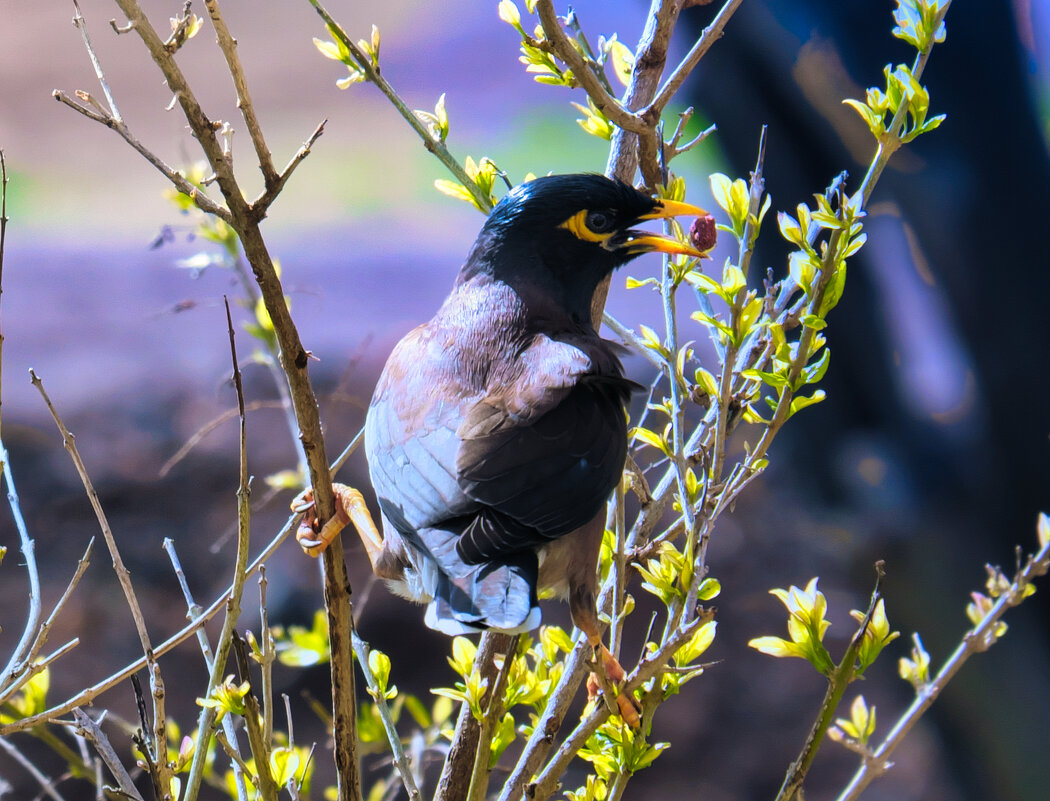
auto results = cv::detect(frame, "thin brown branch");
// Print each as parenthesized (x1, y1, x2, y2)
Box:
(110, 0, 241, 216)
(29, 370, 154, 657)
(71, 0, 122, 121)
(162, 536, 252, 801)
(664, 110, 717, 163)
(648, 0, 744, 114)
(535, 0, 646, 135)
(27, 537, 93, 664)
(202, 0, 278, 188)
(71, 709, 145, 801)
(89, 4, 360, 795)
(215, 729, 257, 792)
(182, 297, 255, 799)
(252, 119, 327, 212)
(56, 4, 231, 220)
(159, 399, 284, 477)
(0, 737, 68, 801)
(30, 362, 175, 795)
(49, 91, 231, 221)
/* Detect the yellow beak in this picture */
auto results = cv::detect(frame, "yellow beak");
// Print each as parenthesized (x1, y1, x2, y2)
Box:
(619, 198, 710, 257)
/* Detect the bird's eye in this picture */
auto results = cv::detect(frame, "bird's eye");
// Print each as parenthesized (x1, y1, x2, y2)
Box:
(585, 211, 614, 233)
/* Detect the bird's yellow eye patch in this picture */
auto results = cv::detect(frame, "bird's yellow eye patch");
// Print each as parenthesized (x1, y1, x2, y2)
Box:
(558, 209, 615, 243)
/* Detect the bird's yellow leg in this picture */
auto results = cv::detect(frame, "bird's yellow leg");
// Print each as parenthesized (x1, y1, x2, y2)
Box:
(583, 634, 641, 728)
(291, 483, 384, 566)
(572, 594, 641, 727)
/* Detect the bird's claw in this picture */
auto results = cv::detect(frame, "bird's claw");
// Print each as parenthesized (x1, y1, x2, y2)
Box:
(291, 487, 349, 558)
(586, 643, 641, 728)
(292, 484, 384, 562)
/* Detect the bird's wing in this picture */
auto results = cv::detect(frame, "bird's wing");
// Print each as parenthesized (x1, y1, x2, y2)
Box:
(365, 324, 476, 534)
(366, 324, 543, 632)
(455, 333, 632, 563)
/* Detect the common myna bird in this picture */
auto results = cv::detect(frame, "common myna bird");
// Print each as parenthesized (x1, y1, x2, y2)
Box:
(296, 174, 709, 722)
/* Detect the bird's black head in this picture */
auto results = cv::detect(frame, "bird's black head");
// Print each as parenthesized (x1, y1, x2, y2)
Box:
(458, 174, 708, 324)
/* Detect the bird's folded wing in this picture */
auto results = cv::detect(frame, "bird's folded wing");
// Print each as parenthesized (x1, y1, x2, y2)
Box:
(365, 326, 476, 532)
(455, 334, 632, 562)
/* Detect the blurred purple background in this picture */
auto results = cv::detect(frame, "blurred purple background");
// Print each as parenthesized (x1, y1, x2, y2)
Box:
(1, 1, 1048, 799)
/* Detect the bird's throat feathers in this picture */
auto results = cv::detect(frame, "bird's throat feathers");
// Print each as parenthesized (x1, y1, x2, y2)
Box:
(457, 232, 613, 327)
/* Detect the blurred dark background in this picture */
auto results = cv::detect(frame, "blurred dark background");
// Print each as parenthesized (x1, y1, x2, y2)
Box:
(1, 1, 1047, 799)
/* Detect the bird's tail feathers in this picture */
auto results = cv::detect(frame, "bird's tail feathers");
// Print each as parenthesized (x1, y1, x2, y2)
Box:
(421, 524, 541, 634)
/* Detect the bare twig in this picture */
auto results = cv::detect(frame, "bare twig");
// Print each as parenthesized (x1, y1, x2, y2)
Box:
(648, 0, 744, 114)
(55, 5, 231, 220)
(0, 737, 68, 801)
(602, 312, 665, 371)
(215, 729, 257, 792)
(71, 0, 121, 121)
(183, 298, 255, 800)
(29, 540, 93, 663)
(0, 424, 362, 738)
(54, 88, 232, 220)
(0, 518, 292, 738)
(28, 366, 175, 797)
(0, 538, 93, 710)
(159, 399, 285, 477)
(663, 112, 717, 163)
(30, 370, 154, 657)
(71, 709, 145, 801)
(253, 119, 327, 212)
(201, 0, 278, 188)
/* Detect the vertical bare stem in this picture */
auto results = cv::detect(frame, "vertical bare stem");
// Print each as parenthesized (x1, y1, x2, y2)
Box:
(182, 298, 254, 800)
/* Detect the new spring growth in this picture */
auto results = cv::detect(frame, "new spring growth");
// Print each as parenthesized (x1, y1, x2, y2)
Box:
(850, 597, 899, 676)
(748, 577, 834, 675)
(828, 695, 877, 747)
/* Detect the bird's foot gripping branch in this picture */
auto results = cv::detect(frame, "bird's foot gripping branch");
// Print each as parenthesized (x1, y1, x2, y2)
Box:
(293, 483, 383, 562)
